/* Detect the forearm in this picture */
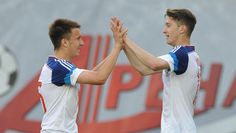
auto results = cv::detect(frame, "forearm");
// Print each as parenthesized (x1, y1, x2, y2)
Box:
(124, 37, 162, 73)
(76, 46, 121, 85)
(123, 44, 156, 75)
(92, 56, 109, 71)
(95, 46, 121, 80)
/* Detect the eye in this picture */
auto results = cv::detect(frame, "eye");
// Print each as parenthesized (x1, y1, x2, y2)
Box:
(165, 23, 170, 28)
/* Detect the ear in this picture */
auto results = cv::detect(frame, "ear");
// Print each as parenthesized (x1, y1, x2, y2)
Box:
(179, 25, 187, 34)
(61, 38, 69, 48)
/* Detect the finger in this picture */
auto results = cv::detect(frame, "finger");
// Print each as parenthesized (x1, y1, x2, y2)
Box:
(117, 20, 122, 31)
(111, 17, 117, 23)
(119, 23, 123, 32)
(112, 16, 117, 21)
(111, 18, 118, 26)
(110, 20, 116, 27)
(111, 17, 118, 27)
(121, 29, 128, 40)
(110, 21, 116, 31)
(122, 31, 128, 42)
(117, 18, 120, 27)
(121, 28, 128, 35)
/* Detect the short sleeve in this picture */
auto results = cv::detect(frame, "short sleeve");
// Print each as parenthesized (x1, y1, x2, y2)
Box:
(159, 46, 189, 75)
(158, 54, 175, 72)
(64, 67, 85, 86)
(49, 60, 85, 86)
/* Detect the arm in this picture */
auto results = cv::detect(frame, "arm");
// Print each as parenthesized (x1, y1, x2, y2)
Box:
(77, 47, 121, 85)
(123, 37, 156, 75)
(76, 17, 126, 85)
(123, 36, 169, 75)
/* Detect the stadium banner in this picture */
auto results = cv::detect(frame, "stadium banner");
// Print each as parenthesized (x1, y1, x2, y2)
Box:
(0, 1, 235, 133)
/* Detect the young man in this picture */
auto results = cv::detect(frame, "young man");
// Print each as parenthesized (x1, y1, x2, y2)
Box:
(114, 9, 200, 133)
(38, 18, 126, 133)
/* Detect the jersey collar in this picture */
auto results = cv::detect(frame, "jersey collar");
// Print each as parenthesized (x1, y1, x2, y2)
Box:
(184, 46, 195, 52)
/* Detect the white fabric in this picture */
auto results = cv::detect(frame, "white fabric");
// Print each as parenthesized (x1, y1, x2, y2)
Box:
(38, 57, 84, 133)
(158, 50, 200, 133)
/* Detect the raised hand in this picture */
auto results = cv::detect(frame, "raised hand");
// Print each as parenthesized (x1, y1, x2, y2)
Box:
(110, 17, 127, 49)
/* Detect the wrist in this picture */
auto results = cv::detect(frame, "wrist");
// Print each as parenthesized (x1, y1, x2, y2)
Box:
(114, 43, 122, 50)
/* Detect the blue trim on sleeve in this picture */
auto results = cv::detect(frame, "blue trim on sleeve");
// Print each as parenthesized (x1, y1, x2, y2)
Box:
(64, 67, 76, 85)
(169, 52, 179, 72)
(47, 57, 75, 86)
(169, 46, 189, 75)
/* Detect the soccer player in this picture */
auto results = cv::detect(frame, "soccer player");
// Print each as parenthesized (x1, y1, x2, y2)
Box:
(113, 9, 200, 133)
(38, 18, 126, 133)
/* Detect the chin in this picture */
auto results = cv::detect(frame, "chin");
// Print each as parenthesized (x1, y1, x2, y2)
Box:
(72, 53, 79, 58)
(166, 41, 172, 45)
(167, 42, 175, 47)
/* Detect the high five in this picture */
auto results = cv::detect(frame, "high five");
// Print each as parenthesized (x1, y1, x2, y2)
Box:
(112, 9, 200, 133)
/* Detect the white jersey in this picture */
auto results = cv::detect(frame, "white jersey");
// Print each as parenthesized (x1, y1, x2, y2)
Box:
(38, 56, 84, 133)
(159, 46, 200, 133)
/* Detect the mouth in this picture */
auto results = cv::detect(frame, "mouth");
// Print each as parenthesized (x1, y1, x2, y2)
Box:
(76, 48, 80, 53)
(165, 35, 169, 40)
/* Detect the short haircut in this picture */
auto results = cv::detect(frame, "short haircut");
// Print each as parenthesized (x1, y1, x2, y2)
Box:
(49, 19, 80, 50)
(166, 9, 197, 37)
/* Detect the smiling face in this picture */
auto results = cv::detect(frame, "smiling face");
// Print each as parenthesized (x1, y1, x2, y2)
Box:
(66, 28, 84, 58)
(163, 16, 182, 46)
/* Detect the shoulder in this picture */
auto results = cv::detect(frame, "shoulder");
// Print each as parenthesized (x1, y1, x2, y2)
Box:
(169, 46, 189, 56)
(47, 57, 75, 73)
(168, 46, 189, 66)
(168, 46, 190, 75)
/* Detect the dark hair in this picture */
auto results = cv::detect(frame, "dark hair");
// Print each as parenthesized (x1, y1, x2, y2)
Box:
(49, 19, 80, 50)
(166, 9, 196, 37)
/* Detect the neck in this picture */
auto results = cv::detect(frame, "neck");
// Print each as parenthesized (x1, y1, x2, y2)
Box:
(173, 36, 191, 47)
(54, 49, 72, 61)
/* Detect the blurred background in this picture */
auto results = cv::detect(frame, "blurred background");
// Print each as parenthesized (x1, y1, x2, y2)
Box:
(0, 0, 236, 133)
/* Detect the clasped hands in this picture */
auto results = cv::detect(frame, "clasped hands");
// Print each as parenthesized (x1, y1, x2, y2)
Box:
(110, 17, 128, 50)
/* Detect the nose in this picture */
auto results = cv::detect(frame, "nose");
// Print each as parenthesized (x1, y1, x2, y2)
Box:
(80, 38, 84, 46)
(163, 27, 167, 35)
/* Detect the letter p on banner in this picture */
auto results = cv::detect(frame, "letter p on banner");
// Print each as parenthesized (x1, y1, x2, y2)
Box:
(106, 65, 143, 108)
